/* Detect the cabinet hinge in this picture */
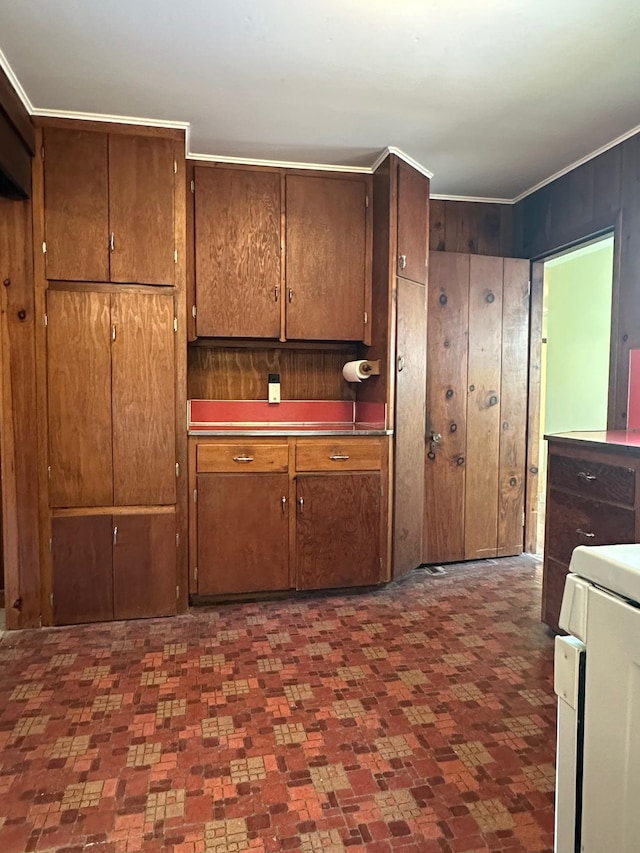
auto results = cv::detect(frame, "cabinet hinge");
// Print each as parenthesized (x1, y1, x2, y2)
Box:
(365, 195, 369, 208)
(194, 566, 198, 581)
(42, 241, 47, 254)
(44, 313, 48, 327)
(174, 249, 178, 264)
(173, 317, 178, 332)
(191, 305, 197, 319)
(49, 537, 52, 553)
(175, 462, 180, 478)
(190, 179, 195, 194)
(41, 145, 45, 161)
(50, 592, 54, 607)
(364, 311, 368, 325)
(380, 482, 384, 497)
(193, 488, 198, 503)
(111, 324, 116, 342)
(176, 585, 180, 600)
(527, 279, 531, 298)
(522, 511, 525, 527)
(379, 556, 383, 570)
(173, 160, 178, 174)
(47, 465, 51, 479)
(176, 532, 180, 548)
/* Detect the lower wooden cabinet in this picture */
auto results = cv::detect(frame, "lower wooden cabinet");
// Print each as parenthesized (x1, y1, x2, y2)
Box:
(190, 436, 388, 596)
(51, 512, 177, 625)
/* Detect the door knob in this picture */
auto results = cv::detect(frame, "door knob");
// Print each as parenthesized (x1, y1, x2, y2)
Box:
(430, 433, 442, 444)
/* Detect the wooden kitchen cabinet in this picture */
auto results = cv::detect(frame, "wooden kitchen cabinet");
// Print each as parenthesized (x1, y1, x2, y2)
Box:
(47, 288, 176, 508)
(43, 127, 175, 285)
(397, 163, 429, 285)
(194, 166, 281, 338)
(285, 173, 370, 341)
(51, 511, 177, 626)
(542, 435, 640, 632)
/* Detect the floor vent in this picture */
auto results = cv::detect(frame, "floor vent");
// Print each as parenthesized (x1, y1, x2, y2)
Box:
(421, 564, 447, 577)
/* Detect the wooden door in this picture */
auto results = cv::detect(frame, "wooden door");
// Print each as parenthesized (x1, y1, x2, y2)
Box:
(47, 290, 113, 507)
(424, 253, 469, 563)
(497, 259, 529, 556)
(113, 512, 177, 619)
(43, 128, 109, 282)
(108, 135, 175, 285)
(285, 175, 367, 341)
(464, 256, 504, 559)
(194, 167, 281, 337)
(197, 473, 289, 594)
(397, 163, 429, 285)
(296, 473, 381, 590)
(51, 514, 113, 625)
(112, 291, 176, 505)
(394, 278, 427, 577)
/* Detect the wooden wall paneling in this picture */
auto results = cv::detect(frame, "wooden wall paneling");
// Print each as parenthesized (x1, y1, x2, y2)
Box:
(113, 512, 177, 619)
(464, 256, 504, 559)
(188, 438, 198, 594)
(173, 139, 188, 612)
(524, 261, 544, 553)
(46, 289, 113, 507)
(429, 199, 446, 251)
(43, 128, 109, 281)
(51, 514, 113, 625)
(112, 291, 176, 505)
(285, 174, 368, 341)
(187, 344, 357, 401)
(186, 161, 196, 342)
(393, 277, 427, 577)
(497, 258, 529, 556)
(593, 145, 623, 224)
(424, 253, 469, 564)
(429, 201, 515, 258)
(194, 165, 281, 338)
(108, 135, 175, 285)
(0, 197, 40, 628)
(397, 163, 428, 285)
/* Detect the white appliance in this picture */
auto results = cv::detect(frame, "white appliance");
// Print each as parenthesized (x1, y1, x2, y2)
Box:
(554, 544, 640, 853)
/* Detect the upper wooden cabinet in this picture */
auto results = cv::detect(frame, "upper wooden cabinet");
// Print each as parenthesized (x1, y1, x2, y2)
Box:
(191, 167, 371, 342)
(397, 163, 429, 286)
(194, 166, 281, 338)
(47, 288, 177, 508)
(43, 127, 175, 285)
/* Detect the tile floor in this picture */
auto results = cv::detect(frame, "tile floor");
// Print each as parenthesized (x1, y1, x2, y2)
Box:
(0, 555, 556, 853)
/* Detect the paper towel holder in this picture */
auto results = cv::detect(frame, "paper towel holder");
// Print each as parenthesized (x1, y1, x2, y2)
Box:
(358, 359, 380, 376)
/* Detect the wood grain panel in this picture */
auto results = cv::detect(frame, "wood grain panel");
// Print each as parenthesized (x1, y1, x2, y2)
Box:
(549, 454, 635, 505)
(194, 166, 281, 337)
(43, 128, 109, 281)
(524, 261, 544, 553)
(113, 513, 177, 619)
(497, 258, 529, 556)
(47, 289, 113, 507)
(397, 163, 428, 285)
(197, 441, 288, 473)
(296, 472, 381, 589)
(424, 253, 469, 563)
(285, 174, 367, 341)
(296, 438, 382, 472)
(112, 291, 176, 505)
(51, 515, 113, 625)
(197, 473, 289, 594)
(187, 344, 357, 401)
(108, 135, 174, 285)
(429, 201, 515, 257)
(393, 278, 427, 577)
(464, 256, 503, 559)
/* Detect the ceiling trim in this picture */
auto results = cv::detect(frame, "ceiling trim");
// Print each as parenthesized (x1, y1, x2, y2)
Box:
(0, 46, 33, 113)
(430, 192, 514, 205)
(188, 151, 372, 174)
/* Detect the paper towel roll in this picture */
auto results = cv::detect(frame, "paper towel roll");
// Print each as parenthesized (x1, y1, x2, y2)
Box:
(343, 360, 371, 382)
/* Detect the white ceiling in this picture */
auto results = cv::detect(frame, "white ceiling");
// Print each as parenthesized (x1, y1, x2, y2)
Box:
(2, 0, 640, 200)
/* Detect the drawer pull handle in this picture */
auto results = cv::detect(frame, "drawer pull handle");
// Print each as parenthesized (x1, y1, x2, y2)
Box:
(298, 496, 304, 513)
(576, 528, 595, 538)
(330, 454, 350, 461)
(233, 455, 254, 463)
(577, 471, 597, 481)
(281, 495, 287, 513)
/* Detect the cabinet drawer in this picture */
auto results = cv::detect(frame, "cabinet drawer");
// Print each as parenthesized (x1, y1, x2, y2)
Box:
(549, 454, 635, 506)
(546, 489, 636, 566)
(197, 442, 288, 473)
(295, 438, 383, 472)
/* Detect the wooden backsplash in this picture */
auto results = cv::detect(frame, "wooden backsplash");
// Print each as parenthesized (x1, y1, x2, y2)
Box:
(187, 344, 358, 401)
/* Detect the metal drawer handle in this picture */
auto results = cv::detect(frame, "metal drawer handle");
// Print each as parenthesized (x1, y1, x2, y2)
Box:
(576, 528, 595, 538)
(233, 455, 254, 463)
(281, 496, 287, 513)
(399, 254, 407, 270)
(330, 454, 350, 461)
(577, 471, 597, 481)
(298, 496, 304, 513)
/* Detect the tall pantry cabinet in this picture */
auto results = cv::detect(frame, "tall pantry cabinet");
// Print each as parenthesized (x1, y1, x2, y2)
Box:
(32, 120, 188, 626)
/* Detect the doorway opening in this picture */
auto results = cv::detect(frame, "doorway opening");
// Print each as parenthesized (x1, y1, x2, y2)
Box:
(535, 234, 615, 553)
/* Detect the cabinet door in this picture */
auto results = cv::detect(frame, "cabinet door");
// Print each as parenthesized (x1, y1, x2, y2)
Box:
(108, 135, 175, 285)
(393, 278, 426, 578)
(47, 290, 113, 507)
(113, 513, 177, 619)
(397, 163, 429, 285)
(195, 167, 281, 337)
(286, 175, 367, 341)
(51, 515, 113, 625)
(197, 473, 289, 594)
(296, 473, 381, 590)
(112, 292, 176, 505)
(43, 128, 109, 282)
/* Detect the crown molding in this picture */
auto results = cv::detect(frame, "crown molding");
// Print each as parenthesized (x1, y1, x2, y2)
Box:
(0, 46, 34, 113)
(188, 152, 372, 174)
(430, 192, 514, 205)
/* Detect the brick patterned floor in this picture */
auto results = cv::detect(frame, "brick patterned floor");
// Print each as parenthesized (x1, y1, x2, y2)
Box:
(0, 555, 556, 852)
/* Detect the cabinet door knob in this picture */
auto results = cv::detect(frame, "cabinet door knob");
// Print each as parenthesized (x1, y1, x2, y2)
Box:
(397, 355, 405, 372)
(233, 455, 254, 463)
(288, 288, 294, 303)
(576, 528, 595, 538)
(298, 496, 304, 513)
(399, 254, 407, 270)
(274, 286, 279, 302)
(329, 454, 350, 461)
(281, 495, 287, 513)
(113, 525, 118, 545)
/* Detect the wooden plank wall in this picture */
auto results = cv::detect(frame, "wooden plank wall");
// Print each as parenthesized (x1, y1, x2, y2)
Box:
(513, 136, 639, 430)
(430, 200, 516, 257)
(0, 197, 40, 628)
